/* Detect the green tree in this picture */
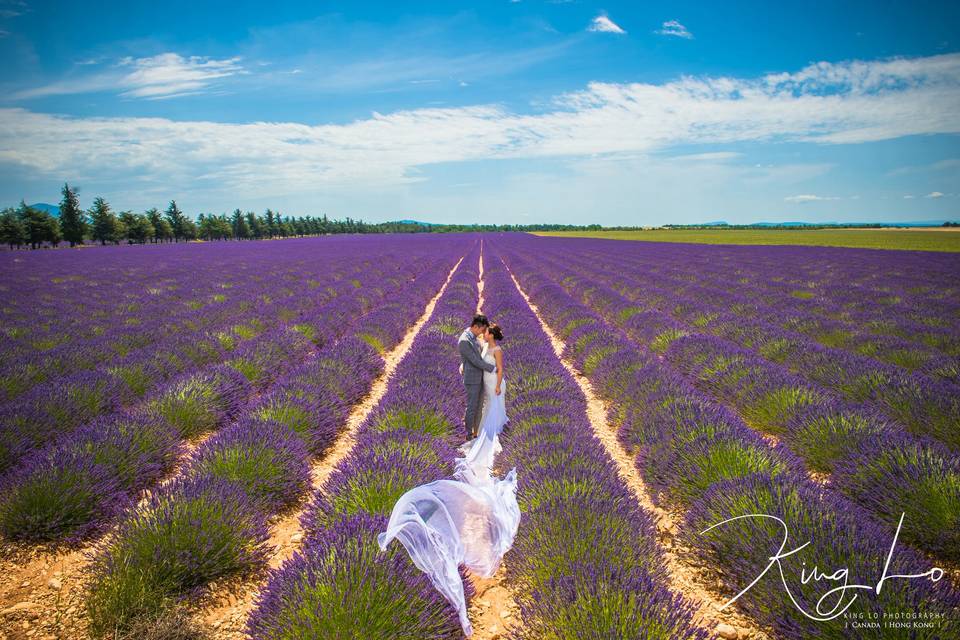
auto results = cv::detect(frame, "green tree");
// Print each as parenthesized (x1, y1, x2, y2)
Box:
(231, 209, 250, 239)
(89, 197, 124, 245)
(17, 201, 61, 249)
(0, 207, 28, 249)
(198, 213, 230, 240)
(265, 209, 281, 238)
(165, 200, 189, 241)
(215, 214, 232, 239)
(181, 217, 198, 240)
(246, 211, 264, 239)
(146, 208, 173, 242)
(119, 211, 154, 244)
(58, 183, 87, 246)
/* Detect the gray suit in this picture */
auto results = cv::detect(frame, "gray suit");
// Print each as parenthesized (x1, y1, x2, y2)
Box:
(459, 328, 496, 438)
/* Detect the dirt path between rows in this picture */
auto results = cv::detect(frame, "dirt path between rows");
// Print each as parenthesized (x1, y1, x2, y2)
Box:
(465, 246, 519, 640)
(196, 254, 467, 639)
(505, 264, 771, 640)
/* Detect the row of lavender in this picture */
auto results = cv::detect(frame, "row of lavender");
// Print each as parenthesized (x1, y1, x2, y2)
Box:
(246, 248, 481, 639)
(0, 238, 376, 401)
(0, 240, 452, 460)
(0, 248, 442, 544)
(0, 249, 427, 480)
(479, 251, 706, 639)
(558, 246, 960, 395)
(81, 242, 465, 637)
(530, 247, 960, 453)
(586, 245, 957, 383)
(543, 238, 960, 382)
(0, 238, 447, 471)
(496, 239, 959, 639)
(0, 236, 417, 357)
(610, 240, 960, 361)
(502, 238, 959, 563)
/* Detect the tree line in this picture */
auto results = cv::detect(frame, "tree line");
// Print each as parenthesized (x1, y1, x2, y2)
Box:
(0, 184, 609, 249)
(0, 185, 397, 249)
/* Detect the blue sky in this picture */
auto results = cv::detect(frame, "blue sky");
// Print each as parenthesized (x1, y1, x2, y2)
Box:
(0, 0, 958, 225)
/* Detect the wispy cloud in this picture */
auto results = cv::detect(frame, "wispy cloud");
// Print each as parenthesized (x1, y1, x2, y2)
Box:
(588, 15, 626, 35)
(12, 53, 246, 100)
(904, 194, 915, 199)
(784, 194, 841, 203)
(2, 54, 959, 199)
(118, 53, 244, 98)
(656, 20, 693, 39)
(925, 191, 945, 198)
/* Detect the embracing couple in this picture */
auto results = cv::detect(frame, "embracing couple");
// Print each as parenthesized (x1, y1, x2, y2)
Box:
(458, 314, 507, 443)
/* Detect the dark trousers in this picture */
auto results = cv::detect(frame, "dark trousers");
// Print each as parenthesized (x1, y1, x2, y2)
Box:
(464, 383, 484, 438)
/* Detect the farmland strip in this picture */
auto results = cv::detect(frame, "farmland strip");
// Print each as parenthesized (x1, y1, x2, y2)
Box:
(247, 245, 482, 639)
(505, 242, 960, 564)
(532, 247, 960, 443)
(495, 239, 960, 639)
(0, 250, 460, 636)
(198, 253, 467, 638)
(475, 255, 706, 639)
(536, 238, 959, 381)
(502, 261, 766, 640)
(77, 250, 464, 638)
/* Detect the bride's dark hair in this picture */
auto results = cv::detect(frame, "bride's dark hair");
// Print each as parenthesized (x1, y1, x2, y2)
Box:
(488, 323, 504, 341)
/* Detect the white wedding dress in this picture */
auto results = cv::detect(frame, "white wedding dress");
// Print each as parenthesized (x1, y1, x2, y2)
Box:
(378, 341, 518, 637)
(478, 344, 507, 438)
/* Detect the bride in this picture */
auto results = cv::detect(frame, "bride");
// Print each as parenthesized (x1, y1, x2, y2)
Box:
(378, 322, 518, 636)
(477, 323, 507, 439)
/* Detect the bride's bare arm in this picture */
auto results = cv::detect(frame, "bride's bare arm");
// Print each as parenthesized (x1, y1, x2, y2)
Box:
(494, 348, 504, 395)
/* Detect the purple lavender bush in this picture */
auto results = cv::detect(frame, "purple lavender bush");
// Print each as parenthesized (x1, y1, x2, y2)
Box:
(833, 434, 960, 563)
(0, 449, 126, 542)
(247, 513, 464, 640)
(86, 475, 270, 637)
(0, 412, 180, 542)
(145, 365, 250, 439)
(186, 418, 312, 513)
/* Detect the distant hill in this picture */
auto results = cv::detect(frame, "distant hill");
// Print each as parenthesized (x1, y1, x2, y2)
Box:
(28, 203, 60, 217)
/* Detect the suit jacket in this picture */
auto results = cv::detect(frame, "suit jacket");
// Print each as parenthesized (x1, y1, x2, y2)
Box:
(459, 328, 495, 385)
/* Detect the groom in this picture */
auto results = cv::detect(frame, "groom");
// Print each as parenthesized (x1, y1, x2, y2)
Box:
(459, 314, 497, 440)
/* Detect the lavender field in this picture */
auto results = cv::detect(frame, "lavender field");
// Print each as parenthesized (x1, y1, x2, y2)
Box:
(0, 234, 958, 640)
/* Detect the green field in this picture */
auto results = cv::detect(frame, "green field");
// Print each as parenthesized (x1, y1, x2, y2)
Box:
(533, 228, 960, 252)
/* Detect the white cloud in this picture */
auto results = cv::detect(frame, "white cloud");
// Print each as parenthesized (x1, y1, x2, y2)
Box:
(784, 194, 841, 203)
(119, 53, 244, 98)
(13, 53, 245, 100)
(904, 195, 915, 199)
(0, 29, 8, 38)
(656, 20, 693, 39)
(588, 15, 626, 34)
(2, 53, 959, 200)
(925, 191, 945, 198)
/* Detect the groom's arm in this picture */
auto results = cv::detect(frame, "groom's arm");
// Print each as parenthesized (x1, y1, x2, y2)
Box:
(459, 339, 496, 372)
